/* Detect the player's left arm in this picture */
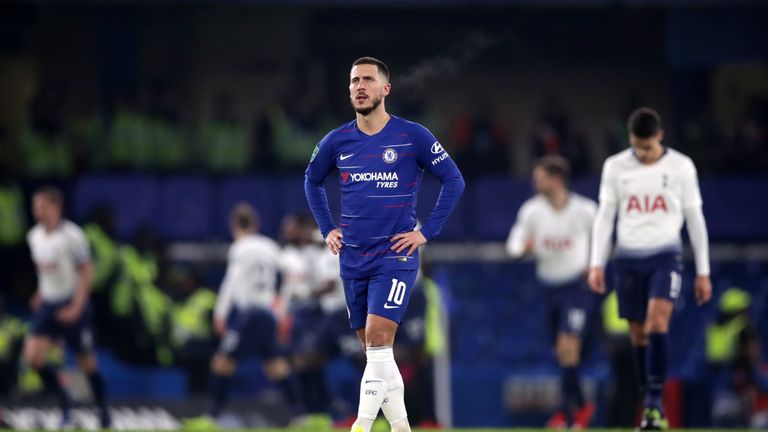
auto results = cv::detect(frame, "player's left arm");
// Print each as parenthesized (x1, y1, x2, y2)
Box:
(391, 125, 465, 256)
(506, 203, 534, 258)
(681, 159, 712, 305)
(58, 228, 93, 324)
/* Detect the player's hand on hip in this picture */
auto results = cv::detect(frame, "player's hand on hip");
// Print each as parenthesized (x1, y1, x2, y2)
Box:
(390, 230, 427, 256)
(56, 303, 83, 324)
(213, 317, 227, 337)
(588, 267, 606, 294)
(694, 275, 713, 306)
(326, 228, 344, 255)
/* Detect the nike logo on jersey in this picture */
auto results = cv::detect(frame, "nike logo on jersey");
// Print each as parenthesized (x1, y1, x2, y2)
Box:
(365, 379, 383, 383)
(383, 304, 400, 309)
(340, 154, 354, 160)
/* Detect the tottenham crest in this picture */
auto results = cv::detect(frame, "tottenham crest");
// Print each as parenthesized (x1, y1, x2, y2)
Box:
(382, 147, 398, 164)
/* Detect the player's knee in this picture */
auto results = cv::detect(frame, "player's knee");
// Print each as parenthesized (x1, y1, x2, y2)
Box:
(264, 358, 291, 381)
(365, 330, 392, 348)
(211, 354, 236, 375)
(644, 315, 669, 334)
(24, 343, 45, 369)
(556, 345, 579, 366)
(629, 324, 648, 346)
(555, 337, 580, 366)
(76, 353, 98, 373)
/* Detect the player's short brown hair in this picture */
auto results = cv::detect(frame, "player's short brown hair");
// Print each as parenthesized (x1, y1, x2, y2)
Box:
(628, 107, 662, 139)
(230, 202, 259, 231)
(352, 57, 390, 81)
(34, 185, 64, 208)
(534, 155, 570, 181)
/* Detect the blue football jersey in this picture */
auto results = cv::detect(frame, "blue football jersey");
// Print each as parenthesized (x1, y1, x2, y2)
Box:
(305, 115, 464, 278)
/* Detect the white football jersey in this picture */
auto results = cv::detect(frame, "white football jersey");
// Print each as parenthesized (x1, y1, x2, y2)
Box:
(310, 245, 346, 313)
(27, 220, 91, 302)
(598, 148, 702, 258)
(279, 244, 314, 309)
(507, 193, 597, 285)
(214, 234, 280, 319)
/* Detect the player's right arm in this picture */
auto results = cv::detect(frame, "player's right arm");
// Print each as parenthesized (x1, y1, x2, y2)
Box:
(213, 247, 239, 336)
(589, 159, 618, 294)
(26, 231, 42, 311)
(304, 133, 342, 254)
(506, 202, 534, 258)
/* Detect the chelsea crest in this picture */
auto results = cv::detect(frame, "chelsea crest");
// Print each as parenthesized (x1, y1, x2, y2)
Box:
(382, 147, 398, 164)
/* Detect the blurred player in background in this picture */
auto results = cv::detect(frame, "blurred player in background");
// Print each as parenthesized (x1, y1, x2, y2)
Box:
(198, 202, 301, 425)
(279, 213, 331, 420)
(589, 107, 712, 430)
(25, 186, 110, 428)
(506, 156, 598, 429)
(304, 57, 465, 432)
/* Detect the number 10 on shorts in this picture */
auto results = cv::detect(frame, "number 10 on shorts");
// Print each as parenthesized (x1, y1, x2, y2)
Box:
(388, 278, 407, 305)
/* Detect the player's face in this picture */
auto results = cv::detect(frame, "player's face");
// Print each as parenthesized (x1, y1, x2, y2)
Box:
(630, 130, 664, 164)
(532, 167, 555, 195)
(32, 194, 60, 225)
(349, 64, 390, 116)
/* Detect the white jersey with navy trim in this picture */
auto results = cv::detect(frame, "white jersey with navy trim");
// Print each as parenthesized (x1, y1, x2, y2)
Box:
(214, 234, 280, 319)
(507, 193, 597, 285)
(279, 244, 314, 309)
(27, 220, 91, 303)
(596, 148, 702, 259)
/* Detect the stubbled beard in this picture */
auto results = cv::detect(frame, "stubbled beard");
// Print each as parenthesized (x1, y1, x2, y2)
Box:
(351, 95, 382, 116)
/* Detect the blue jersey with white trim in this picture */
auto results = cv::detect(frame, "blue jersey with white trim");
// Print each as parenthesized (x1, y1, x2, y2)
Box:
(305, 115, 464, 279)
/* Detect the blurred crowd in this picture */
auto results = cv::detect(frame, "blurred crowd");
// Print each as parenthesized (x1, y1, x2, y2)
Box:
(1, 73, 767, 180)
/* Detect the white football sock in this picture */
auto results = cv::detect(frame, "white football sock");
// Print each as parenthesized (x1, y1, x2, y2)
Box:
(382, 385, 410, 431)
(352, 346, 395, 431)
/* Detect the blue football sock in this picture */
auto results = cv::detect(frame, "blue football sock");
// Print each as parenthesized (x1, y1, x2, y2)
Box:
(633, 345, 648, 394)
(210, 373, 232, 417)
(86, 371, 109, 422)
(39, 366, 70, 415)
(646, 333, 667, 412)
(561, 366, 585, 413)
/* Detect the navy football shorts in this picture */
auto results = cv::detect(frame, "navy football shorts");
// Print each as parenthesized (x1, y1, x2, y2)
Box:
(613, 252, 684, 322)
(342, 270, 418, 330)
(544, 278, 594, 340)
(30, 299, 94, 354)
(218, 307, 280, 360)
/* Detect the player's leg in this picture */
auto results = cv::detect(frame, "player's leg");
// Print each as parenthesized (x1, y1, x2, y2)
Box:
(24, 335, 70, 402)
(256, 309, 304, 417)
(638, 263, 681, 430)
(629, 321, 649, 393)
(358, 271, 417, 432)
(25, 310, 72, 424)
(208, 315, 243, 419)
(640, 298, 674, 428)
(354, 315, 400, 432)
(342, 277, 380, 432)
(545, 292, 569, 429)
(69, 322, 111, 428)
(209, 351, 237, 417)
(555, 334, 585, 418)
(292, 305, 331, 415)
(556, 287, 594, 428)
